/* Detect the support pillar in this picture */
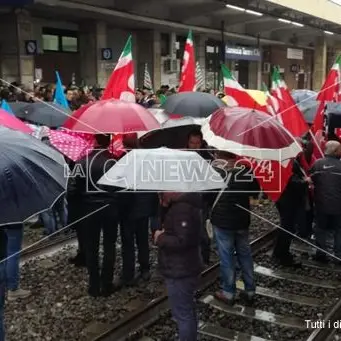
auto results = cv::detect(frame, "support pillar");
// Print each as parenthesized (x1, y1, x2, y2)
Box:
(136, 30, 161, 90)
(79, 21, 110, 88)
(0, 10, 34, 87)
(313, 36, 327, 91)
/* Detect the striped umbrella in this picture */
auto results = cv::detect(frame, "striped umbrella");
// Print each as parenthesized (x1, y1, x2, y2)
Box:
(143, 63, 153, 92)
(195, 61, 205, 90)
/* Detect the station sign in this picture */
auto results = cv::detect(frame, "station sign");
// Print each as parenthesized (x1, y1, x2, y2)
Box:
(225, 46, 261, 61)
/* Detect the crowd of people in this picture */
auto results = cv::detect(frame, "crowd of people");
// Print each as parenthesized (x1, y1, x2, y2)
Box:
(1, 83, 341, 341)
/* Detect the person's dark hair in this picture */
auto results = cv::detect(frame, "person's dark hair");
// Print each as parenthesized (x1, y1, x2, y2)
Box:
(95, 134, 111, 148)
(188, 129, 203, 141)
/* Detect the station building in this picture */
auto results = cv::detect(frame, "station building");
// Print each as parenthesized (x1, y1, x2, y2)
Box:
(1, 0, 341, 91)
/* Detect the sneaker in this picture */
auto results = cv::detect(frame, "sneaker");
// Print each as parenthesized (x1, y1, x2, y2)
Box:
(7, 288, 31, 301)
(214, 290, 235, 306)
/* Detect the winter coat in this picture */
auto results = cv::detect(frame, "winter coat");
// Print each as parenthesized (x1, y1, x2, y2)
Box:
(156, 193, 203, 278)
(310, 155, 341, 215)
(209, 166, 259, 230)
(67, 150, 118, 216)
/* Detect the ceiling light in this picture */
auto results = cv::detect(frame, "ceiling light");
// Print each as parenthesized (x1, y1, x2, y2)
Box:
(292, 21, 304, 27)
(278, 18, 291, 24)
(225, 4, 245, 11)
(245, 9, 263, 16)
(324, 30, 334, 35)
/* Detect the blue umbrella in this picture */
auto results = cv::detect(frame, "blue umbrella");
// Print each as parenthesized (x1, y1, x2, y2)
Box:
(291, 90, 317, 104)
(298, 100, 319, 124)
(0, 127, 67, 226)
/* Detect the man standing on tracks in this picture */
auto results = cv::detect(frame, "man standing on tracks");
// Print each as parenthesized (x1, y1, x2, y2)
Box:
(0, 228, 6, 341)
(309, 140, 341, 263)
(154, 192, 203, 341)
(210, 151, 259, 306)
(69, 134, 118, 297)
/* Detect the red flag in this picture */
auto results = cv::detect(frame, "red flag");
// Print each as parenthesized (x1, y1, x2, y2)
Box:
(102, 36, 135, 102)
(178, 30, 196, 92)
(238, 158, 293, 202)
(313, 56, 341, 133)
(271, 69, 308, 137)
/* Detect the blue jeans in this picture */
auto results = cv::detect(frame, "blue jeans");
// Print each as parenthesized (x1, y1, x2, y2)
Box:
(214, 227, 255, 299)
(54, 197, 68, 228)
(0, 260, 5, 341)
(5, 226, 23, 291)
(40, 210, 57, 235)
(315, 212, 341, 259)
(165, 277, 198, 341)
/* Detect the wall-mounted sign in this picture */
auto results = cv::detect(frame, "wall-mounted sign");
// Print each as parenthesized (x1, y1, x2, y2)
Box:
(101, 48, 113, 61)
(287, 48, 303, 60)
(25, 40, 37, 55)
(226, 46, 261, 61)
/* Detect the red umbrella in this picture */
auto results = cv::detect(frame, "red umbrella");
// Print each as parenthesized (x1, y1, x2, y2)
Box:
(63, 100, 160, 134)
(201, 107, 301, 161)
(0, 109, 33, 134)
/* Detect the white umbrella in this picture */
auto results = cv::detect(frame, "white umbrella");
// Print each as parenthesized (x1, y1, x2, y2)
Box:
(98, 148, 225, 192)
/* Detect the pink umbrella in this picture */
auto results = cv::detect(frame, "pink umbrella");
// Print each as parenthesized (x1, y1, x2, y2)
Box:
(48, 129, 95, 162)
(0, 108, 33, 134)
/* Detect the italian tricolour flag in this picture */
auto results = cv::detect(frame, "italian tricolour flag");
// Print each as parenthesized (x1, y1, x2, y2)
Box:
(221, 64, 266, 112)
(102, 35, 135, 102)
(178, 30, 196, 92)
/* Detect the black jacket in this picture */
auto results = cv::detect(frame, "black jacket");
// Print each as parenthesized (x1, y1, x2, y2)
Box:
(310, 155, 341, 215)
(278, 157, 308, 206)
(157, 193, 203, 278)
(67, 150, 118, 214)
(209, 166, 259, 230)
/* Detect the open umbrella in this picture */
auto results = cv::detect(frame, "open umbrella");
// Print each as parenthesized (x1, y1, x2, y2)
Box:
(161, 92, 226, 118)
(0, 127, 67, 225)
(98, 148, 225, 192)
(201, 107, 301, 161)
(48, 129, 95, 162)
(297, 100, 319, 124)
(140, 116, 205, 149)
(148, 108, 170, 124)
(0, 108, 33, 133)
(291, 90, 317, 103)
(14, 102, 71, 127)
(63, 99, 160, 134)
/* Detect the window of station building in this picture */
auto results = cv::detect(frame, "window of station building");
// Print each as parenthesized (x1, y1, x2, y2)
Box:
(42, 34, 59, 51)
(42, 28, 78, 53)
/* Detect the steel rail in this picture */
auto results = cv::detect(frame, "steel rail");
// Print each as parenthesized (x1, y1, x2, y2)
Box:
(93, 227, 278, 341)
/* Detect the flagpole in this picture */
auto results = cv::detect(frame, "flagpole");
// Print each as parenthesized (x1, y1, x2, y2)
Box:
(309, 129, 324, 158)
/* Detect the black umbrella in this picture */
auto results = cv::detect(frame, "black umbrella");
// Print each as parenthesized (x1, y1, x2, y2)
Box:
(291, 90, 317, 103)
(0, 127, 67, 226)
(13, 102, 72, 127)
(298, 100, 319, 124)
(161, 92, 226, 118)
(140, 116, 205, 149)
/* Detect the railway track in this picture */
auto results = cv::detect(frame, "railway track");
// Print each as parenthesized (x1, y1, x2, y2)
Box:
(21, 231, 76, 263)
(91, 228, 341, 341)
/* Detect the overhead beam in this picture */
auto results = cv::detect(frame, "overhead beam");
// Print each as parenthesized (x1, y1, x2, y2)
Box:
(169, 2, 223, 21)
(245, 19, 284, 34)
